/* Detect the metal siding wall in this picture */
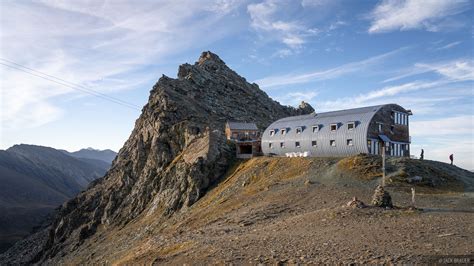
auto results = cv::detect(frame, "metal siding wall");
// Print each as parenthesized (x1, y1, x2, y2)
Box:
(262, 106, 385, 156)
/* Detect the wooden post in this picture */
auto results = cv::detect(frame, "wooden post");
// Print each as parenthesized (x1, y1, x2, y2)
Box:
(382, 144, 386, 187)
(411, 187, 416, 207)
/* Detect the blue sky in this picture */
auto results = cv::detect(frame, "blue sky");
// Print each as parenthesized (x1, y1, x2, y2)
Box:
(0, 0, 473, 169)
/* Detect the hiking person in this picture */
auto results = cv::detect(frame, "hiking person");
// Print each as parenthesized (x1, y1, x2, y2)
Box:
(449, 154, 453, 165)
(420, 149, 424, 160)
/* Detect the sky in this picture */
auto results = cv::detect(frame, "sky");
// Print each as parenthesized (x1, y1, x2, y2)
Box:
(0, 0, 473, 170)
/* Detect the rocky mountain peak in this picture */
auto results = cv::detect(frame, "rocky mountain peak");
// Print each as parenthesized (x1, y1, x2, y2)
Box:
(197, 51, 225, 66)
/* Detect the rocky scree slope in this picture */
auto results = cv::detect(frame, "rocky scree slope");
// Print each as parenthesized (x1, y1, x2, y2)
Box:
(15, 51, 314, 262)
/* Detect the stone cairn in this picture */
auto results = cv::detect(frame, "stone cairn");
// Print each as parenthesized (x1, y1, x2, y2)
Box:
(371, 185, 393, 208)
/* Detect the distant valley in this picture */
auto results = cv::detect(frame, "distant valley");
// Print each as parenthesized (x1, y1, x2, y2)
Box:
(0, 144, 116, 253)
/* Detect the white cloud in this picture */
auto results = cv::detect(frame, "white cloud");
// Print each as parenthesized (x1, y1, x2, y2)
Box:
(255, 47, 407, 88)
(0, 0, 242, 130)
(317, 80, 450, 111)
(416, 60, 474, 81)
(435, 41, 462, 50)
(384, 59, 474, 83)
(367, 0, 470, 33)
(328, 20, 347, 31)
(275, 91, 318, 106)
(301, 0, 334, 8)
(247, 0, 318, 50)
(410, 115, 473, 136)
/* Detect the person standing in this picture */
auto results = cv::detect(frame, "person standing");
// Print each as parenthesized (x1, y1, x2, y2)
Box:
(449, 154, 454, 165)
(420, 149, 424, 160)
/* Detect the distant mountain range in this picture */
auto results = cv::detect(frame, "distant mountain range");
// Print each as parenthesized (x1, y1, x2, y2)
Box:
(0, 144, 116, 253)
(61, 147, 117, 164)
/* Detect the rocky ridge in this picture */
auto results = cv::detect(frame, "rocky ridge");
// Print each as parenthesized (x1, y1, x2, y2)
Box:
(4, 51, 314, 263)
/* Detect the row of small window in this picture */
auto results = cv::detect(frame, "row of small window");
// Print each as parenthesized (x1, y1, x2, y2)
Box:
(392, 111, 408, 125)
(269, 122, 357, 136)
(268, 139, 354, 149)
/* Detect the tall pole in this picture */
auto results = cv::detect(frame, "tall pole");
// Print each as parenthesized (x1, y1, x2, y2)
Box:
(382, 144, 386, 187)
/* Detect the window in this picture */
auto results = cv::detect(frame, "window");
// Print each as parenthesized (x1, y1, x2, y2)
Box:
(394, 111, 408, 125)
(347, 139, 353, 146)
(269, 130, 275, 136)
(312, 125, 319, 133)
(377, 123, 383, 133)
(312, 140, 317, 147)
(296, 127, 302, 134)
(330, 140, 336, 147)
(390, 125, 394, 134)
(280, 142, 285, 148)
(269, 143, 273, 149)
(330, 123, 338, 131)
(367, 140, 372, 150)
(347, 122, 355, 130)
(295, 141, 301, 148)
(281, 128, 286, 135)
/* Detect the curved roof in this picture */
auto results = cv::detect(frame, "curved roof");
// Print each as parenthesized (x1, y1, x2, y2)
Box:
(261, 104, 386, 157)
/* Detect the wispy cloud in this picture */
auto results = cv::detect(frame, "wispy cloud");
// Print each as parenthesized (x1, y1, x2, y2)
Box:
(247, 0, 319, 50)
(318, 80, 451, 111)
(383, 59, 474, 83)
(367, 0, 471, 33)
(255, 47, 407, 88)
(416, 60, 474, 81)
(0, 0, 243, 129)
(434, 41, 462, 50)
(410, 115, 473, 136)
(275, 91, 318, 106)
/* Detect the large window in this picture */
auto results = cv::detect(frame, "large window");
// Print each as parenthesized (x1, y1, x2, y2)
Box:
(312, 140, 317, 147)
(347, 139, 353, 146)
(330, 140, 336, 147)
(330, 123, 338, 131)
(312, 125, 319, 133)
(377, 123, 383, 133)
(295, 141, 301, 148)
(269, 130, 275, 136)
(296, 127, 302, 134)
(281, 128, 286, 135)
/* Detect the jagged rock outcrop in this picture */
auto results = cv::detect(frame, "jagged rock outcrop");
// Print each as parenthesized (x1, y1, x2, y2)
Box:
(5, 51, 313, 263)
(297, 101, 315, 115)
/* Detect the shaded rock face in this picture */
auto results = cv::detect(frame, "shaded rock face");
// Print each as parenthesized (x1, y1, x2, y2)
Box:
(31, 51, 314, 261)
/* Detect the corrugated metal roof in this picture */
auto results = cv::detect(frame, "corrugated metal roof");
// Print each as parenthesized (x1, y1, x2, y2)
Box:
(226, 121, 258, 130)
(261, 104, 389, 157)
